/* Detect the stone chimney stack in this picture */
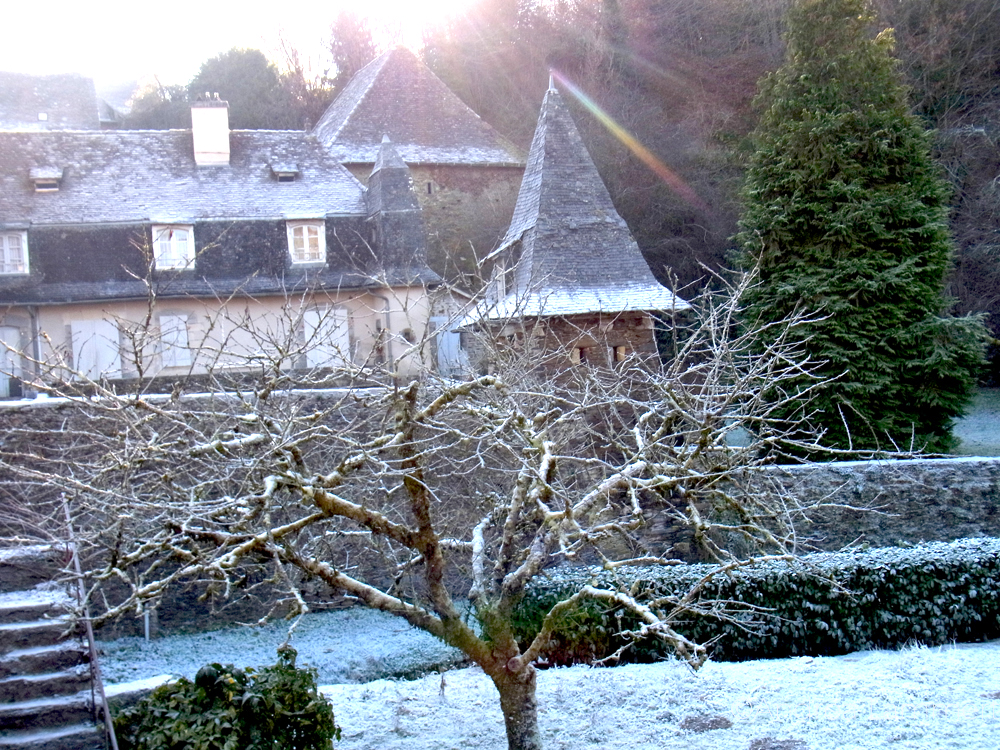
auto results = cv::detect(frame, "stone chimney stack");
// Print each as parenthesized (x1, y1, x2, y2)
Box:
(191, 94, 230, 166)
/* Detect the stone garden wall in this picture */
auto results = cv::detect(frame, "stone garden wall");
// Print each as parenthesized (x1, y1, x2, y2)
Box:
(759, 457, 1000, 551)
(1, 394, 997, 633)
(3, 395, 997, 553)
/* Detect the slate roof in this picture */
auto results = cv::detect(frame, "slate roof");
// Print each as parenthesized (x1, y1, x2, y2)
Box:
(0, 128, 441, 303)
(0, 72, 100, 130)
(468, 87, 688, 322)
(0, 129, 366, 225)
(313, 48, 523, 166)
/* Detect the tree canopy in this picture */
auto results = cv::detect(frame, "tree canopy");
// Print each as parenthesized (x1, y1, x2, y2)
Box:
(187, 48, 300, 130)
(737, 0, 986, 453)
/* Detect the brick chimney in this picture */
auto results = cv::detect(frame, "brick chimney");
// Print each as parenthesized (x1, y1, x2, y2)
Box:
(191, 94, 230, 166)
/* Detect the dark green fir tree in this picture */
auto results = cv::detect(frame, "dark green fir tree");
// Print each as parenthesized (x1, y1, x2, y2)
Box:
(737, 0, 986, 454)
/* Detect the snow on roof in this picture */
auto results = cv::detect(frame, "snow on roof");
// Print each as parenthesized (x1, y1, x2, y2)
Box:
(313, 48, 524, 167)
(462, 283, 689, 325)
(0, 129, 366, 225)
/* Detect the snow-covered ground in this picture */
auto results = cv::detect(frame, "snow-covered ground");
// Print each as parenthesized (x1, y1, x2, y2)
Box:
(325, 642, 1000, 750)
(955, 388, 1000, 456)
(99, 607, 1000, 750)
(98, 607, 467, 686)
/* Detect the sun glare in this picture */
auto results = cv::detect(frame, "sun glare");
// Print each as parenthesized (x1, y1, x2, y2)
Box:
(2, 0, 473, 86)
(356, 0, 469, 51)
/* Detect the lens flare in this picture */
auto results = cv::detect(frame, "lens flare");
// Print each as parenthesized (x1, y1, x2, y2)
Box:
(549, 69, 708, 213)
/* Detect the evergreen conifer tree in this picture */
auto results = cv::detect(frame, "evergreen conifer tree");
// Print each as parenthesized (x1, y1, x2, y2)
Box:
(737, 0, 986, 453)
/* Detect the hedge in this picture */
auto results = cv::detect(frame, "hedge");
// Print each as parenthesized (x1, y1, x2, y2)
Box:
(511, 537, 1000, 664)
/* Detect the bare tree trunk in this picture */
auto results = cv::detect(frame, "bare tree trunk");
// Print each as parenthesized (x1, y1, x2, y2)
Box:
(492, 665, 542, 750)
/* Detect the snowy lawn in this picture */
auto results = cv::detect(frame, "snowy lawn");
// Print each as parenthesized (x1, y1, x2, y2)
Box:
(100, 607, 1000, 750)
(324, 642, 1000, 750)
(955, 388, 1000, 456)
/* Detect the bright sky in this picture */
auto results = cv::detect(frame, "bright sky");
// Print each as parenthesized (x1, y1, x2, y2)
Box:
(2, 0, 467, 93)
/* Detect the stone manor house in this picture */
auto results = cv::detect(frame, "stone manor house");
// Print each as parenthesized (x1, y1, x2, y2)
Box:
(0, 49, 686, 397)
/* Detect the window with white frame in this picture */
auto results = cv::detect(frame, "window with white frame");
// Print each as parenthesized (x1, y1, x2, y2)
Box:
(152, 225, 195, 270)
(0, 232, 28, 275)
(159, 314, 191, 368)
(287, 220, 326, 264)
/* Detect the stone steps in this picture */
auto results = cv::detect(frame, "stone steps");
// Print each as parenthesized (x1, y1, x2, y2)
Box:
(0, 721, 105, 750)
(0, 546, 106, 750)
(0, 692, 96, 732)
(0, 548, 69, 596)
(0, 643, 89, 680)
(0, 620, 78, 656)
(0, 665, 92, 703)
(0, 603, 65, 627)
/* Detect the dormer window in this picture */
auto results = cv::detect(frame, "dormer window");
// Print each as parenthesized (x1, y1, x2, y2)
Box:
(152, 225, 195, 270)
(30, 167, 64, 192)
(0, 232, 28, 275)
(287, 220, 325, 265)
(270, 162, 300, 183)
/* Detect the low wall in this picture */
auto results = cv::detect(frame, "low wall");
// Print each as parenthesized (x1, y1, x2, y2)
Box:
(758, 457, 1000, 551)
(3, 395, 997, 554)
(1, 394, 997, 634)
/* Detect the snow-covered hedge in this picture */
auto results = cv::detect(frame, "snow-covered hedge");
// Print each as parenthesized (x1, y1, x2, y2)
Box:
(512, 538, 1000, 663)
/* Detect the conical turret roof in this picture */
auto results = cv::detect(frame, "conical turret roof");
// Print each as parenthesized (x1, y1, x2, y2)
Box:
(476, 86, 687, 320)
(313, 47, 523, 166)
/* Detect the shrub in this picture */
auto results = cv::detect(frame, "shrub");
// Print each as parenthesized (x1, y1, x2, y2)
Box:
(114, 645, 340, 750)
(512, 537, 1000, 664)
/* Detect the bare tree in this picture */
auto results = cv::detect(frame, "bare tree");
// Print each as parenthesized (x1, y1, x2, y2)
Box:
(1, 272, 841, 750)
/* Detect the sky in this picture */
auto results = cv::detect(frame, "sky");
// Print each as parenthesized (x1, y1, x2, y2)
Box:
(1, 0, 468, 97)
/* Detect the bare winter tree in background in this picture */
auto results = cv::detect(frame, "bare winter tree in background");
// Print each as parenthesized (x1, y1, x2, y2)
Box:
(0, 272, 843, 750)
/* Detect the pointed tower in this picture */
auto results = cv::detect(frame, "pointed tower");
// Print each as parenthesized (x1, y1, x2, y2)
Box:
(313, 47, 526, 281)
(468, 85, 689, 368)
(365, 136, 435, 284)
(314, 48, 522, 166)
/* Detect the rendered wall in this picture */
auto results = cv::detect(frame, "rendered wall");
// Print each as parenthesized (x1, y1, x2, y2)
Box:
(4, 286, 433, 388)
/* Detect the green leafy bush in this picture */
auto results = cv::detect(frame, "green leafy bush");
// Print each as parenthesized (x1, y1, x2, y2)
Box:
(114, 645, 340, 750)
(512, 538, 1000, 664)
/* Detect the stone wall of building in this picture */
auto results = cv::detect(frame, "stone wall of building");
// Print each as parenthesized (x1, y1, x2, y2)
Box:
(348, 163, 523, 282)
(462, 312, 662, 375)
